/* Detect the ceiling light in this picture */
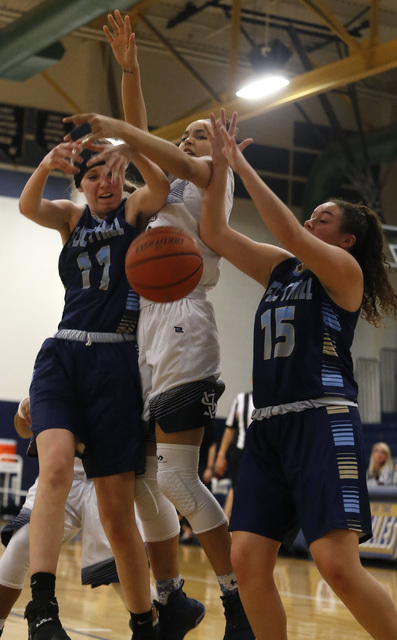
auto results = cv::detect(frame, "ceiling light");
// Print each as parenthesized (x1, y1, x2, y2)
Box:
(236, 74, 290, 100)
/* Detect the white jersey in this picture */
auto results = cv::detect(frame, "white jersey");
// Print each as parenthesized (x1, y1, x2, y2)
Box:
(146, 160, 234, 292)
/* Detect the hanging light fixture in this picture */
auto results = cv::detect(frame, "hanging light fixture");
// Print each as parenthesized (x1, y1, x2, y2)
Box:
(236, 74, 290, 99)
(236, 39, 292, 100)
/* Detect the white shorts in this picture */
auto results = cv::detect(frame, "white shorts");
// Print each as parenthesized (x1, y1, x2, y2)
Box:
(138, 296, 222, 423)
(1, 471, 144, 586)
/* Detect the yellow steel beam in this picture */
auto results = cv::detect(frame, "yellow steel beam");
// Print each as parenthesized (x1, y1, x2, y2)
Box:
(152, 36, 397, 142)
(299, 0, 362, 52)
(226, 0, 242, 100)
(41, 70, 84, 113)
(127, 0, 164, 18)
(368, 0, 380, 49)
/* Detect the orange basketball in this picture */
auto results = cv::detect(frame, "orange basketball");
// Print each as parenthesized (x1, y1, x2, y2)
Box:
(125, 227, 203, 302)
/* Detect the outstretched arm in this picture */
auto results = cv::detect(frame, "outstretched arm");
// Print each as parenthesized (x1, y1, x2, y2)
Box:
(104, 10, 148, 130)
(200, 112, 288, 288)
(19, 142, 83, 242)
(64, 113, 212, 189)
(217, 122, 363, 307)
(125, 149, 170, 229)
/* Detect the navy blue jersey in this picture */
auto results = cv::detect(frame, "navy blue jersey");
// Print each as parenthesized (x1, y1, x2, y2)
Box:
(58, 199, 139, 334)
(253, 257, 360, 408)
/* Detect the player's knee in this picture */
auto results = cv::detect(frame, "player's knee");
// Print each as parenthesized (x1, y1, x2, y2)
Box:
(8, 525, 30, 561)
(135, 466, 180, 542)
(313, 552, 354, 595)
(157, 466, 226, 534)
(39, 456, 73, 491)
(0, 526, 31, 588)
(230, 535, 250, 579)
(135, 474, 161, 522)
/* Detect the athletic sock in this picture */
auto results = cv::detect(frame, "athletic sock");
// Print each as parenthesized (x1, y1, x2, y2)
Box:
(30, 572, 56, 602)
(130, 610, 154, 635)
(216, 570, 239, 597)
(155, 575, 183, 605)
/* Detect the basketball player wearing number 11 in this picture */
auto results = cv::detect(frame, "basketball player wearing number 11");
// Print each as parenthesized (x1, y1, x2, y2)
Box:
(18, 136, 170, 640)
(63, 98, 253, 637)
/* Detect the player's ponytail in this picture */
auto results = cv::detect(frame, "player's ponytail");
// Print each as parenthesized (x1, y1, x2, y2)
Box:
(331, 198, 397, 326)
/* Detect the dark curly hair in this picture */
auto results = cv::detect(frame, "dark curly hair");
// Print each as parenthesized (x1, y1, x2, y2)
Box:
(330, 198, 397, 326)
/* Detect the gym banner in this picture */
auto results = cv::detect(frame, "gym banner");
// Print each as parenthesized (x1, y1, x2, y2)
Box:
(360, 501, 397, 559)
(36, 109, 73, 152)
(0, 103, 24, 160)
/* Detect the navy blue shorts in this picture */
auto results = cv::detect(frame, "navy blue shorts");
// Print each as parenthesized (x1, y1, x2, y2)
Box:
(229, 405, 372, 548)
(29, 337, 145, 479)
(145, 377, 225, 440)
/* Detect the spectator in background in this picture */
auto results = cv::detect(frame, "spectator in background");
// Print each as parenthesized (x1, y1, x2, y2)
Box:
(215, 392, 254, 520)
(367, 442, 394, 487)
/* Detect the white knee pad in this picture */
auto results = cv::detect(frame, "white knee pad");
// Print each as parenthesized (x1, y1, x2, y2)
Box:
(135, 456, 181, 542)
(0, 525, 30, 589)
(157, 443, 227, 535)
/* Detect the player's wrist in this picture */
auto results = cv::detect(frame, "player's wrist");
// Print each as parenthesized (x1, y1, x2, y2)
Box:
(123, 68, 135, 74)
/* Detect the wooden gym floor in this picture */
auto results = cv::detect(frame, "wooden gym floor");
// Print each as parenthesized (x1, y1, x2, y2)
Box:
(2, 535, 396, 639)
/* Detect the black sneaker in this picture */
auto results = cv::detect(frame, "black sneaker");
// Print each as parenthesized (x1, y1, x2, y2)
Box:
(155, 582, 205, 640)
(131, 628, 159, 640)
(24, 598, 71, 640)
(221, 591, 255, 640)
(129, 618, 159, 640)
(129, 619, 159, 640)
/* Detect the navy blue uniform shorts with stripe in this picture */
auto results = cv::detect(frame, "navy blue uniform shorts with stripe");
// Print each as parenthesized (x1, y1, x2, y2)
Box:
(29, 337, 145, 479)
(229, 404, 372, 548)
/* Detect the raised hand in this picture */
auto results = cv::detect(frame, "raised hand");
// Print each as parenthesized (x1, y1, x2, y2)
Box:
(41, 142, 83, 175)
(203, 109, 253, 170)
(203, 111, 229, 166)
(63, 113, 123, 143)
(86, 143, 130, 184)
(104, 10, 138, 73)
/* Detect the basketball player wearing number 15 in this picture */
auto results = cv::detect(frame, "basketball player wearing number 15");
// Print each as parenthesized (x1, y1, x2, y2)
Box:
(18, 138, 169, 640)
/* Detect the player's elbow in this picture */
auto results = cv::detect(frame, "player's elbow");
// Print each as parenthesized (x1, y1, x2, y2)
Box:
(19, 200, 33, 219)
(200, 224, 222, 252)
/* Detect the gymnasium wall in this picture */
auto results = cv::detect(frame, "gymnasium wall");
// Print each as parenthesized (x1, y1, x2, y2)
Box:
(0, 35, 397, 493)
(1, 182, 396, 419)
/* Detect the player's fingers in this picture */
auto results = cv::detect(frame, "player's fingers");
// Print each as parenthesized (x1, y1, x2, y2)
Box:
(114, 9, 125, 30)
(103, 25, 113, 42)
(107, 13, 119, 33)
(113, 159, 126, 183)
(237, 138, 254, 152)
(202, 121, 212, 137)
(87, 149, 110, 166)
(219, 108, 227, 129)
(63, 114, 89, 125)
(227, 111, 238, 137)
